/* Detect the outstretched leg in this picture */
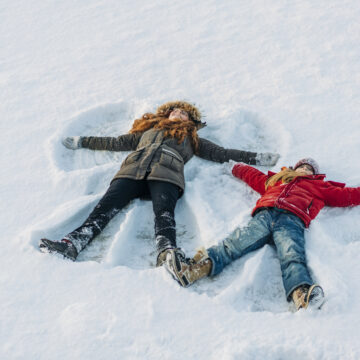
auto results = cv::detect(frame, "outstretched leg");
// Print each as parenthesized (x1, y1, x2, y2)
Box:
(272, 212, 313, 300)
(207, 209, 273, 276)
(147, 180, 180, 264)
(40, 178, 148, 259)
(166, 209, 273, 287)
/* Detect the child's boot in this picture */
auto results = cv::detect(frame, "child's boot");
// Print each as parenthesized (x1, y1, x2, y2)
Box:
(292, 284, 325, 310)
(165, 247, 212, 287)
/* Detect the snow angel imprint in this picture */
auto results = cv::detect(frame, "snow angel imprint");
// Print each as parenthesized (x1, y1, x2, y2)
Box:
(39, 100, 279, 267)
(166, 158, 360, 311)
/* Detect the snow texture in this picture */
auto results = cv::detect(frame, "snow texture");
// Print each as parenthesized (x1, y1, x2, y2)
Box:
(1, 0, 360, 359)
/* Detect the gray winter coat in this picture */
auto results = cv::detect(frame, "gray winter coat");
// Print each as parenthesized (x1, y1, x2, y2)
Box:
(81, 129, 257, 195)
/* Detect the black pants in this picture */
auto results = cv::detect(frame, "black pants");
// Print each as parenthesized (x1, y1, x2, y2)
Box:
(65, 178, 180, 256)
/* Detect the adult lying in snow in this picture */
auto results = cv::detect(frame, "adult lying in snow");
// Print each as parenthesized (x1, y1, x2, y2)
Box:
(39, 101, 279, 265)
(166, 158, 360, 310)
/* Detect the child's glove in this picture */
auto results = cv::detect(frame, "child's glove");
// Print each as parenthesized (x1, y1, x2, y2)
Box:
(256, 152, 280, 166)
(62, 136, 83, 150)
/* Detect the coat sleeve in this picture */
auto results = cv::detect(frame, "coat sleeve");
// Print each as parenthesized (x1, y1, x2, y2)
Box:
(232, 163, 268, 195)
(197, 137, 257, 164)
(81, 133, 141, 151)
(321, 182, 360, 207)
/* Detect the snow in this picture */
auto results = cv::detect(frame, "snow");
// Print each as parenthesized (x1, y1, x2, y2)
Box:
(1, 0, 360, 358)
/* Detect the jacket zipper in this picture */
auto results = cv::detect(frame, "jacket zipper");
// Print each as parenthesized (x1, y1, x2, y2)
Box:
(274, 179, 298, 208)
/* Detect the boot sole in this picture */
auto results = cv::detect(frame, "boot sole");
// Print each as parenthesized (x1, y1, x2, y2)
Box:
(306, 284, 325, 309)
(39, 240, 52, 254)
(165, 250, 190, 288)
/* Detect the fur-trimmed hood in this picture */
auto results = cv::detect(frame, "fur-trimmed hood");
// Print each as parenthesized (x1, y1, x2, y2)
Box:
(156, 101, 206, 129)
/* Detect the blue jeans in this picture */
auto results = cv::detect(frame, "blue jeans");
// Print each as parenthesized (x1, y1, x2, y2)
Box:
(207, 208, 313, 300)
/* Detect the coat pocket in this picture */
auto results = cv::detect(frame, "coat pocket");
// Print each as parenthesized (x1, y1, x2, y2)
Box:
(124, 148, 143, 165)
(159, 148, 184, 172)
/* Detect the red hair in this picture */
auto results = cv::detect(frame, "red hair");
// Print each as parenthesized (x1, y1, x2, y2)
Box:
(129, 112, 199, 152)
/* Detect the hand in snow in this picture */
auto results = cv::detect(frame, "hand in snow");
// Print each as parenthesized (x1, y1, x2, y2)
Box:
(256, 152, 280, 166)
(62, 136, 82, 150)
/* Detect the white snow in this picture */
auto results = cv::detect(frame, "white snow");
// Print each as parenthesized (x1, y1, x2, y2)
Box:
(1, 0, 360, 359)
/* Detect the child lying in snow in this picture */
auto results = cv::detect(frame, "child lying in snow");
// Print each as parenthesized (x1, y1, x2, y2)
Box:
(165, 158, 360, 310)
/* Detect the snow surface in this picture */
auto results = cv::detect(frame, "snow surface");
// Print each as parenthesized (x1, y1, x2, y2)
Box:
(1, 0, 360, 359)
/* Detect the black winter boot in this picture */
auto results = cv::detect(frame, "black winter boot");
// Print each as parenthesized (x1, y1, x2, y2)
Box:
(39, 238, 78, 261)
(164, 248, 190, 286)
(156, 247, 174, 267)
(155, 234, 177, 267)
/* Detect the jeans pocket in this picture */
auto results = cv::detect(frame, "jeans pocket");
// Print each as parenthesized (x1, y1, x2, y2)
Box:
(290, 213, 305, 229)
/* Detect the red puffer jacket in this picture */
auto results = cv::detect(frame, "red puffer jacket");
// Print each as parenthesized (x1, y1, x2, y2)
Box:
(232, 163, 360, 227)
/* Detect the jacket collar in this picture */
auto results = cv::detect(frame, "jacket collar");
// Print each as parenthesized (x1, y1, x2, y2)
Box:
(267, 171, 325, 180)
(266, 171, 346, 188)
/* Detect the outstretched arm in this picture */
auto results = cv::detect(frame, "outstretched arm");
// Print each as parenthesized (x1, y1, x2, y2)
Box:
(322, 182, 360, 207)
(232, 163, 268, 195)
(197, 137, 279, 166)
(62, 133, 141, 152)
